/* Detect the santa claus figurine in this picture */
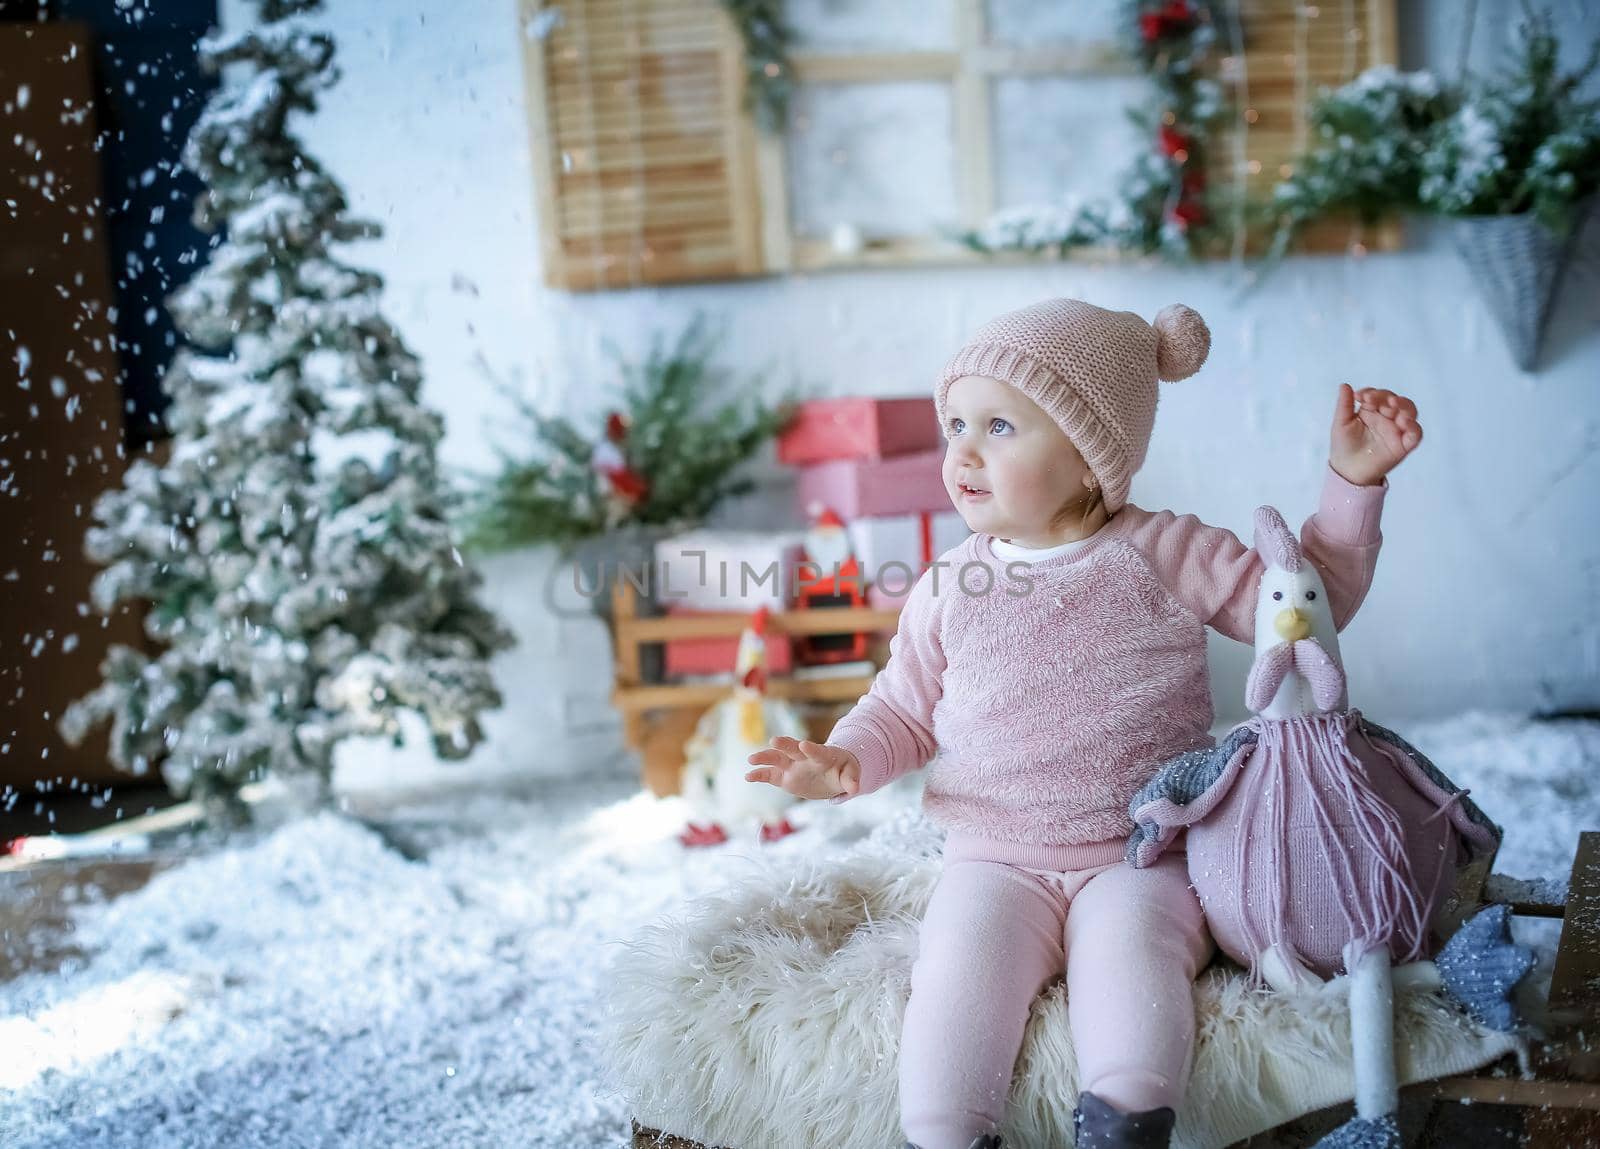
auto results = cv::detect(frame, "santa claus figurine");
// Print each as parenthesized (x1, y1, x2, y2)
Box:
(794, 505, 867, 665)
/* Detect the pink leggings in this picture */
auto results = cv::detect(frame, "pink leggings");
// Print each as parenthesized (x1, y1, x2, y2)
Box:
(899, 840, 1212, 1149)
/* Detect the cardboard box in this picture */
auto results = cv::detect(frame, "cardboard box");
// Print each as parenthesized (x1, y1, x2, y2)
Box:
(654, 530, 806, 612)
(797, 448, 950, 521)
(664, 606, 796, 678)
(777, 397, 942, 465)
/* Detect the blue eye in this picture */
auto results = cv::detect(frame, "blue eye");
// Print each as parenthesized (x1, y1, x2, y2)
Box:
(990, 418, 1012, 435)
(948, 418, 966, 435)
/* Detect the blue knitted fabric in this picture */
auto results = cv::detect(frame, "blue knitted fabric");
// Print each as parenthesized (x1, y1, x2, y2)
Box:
(1125, 723, 1258, 865)
(1312, 1114, 1402, 1149)
(1436, 904, 1538, 1031)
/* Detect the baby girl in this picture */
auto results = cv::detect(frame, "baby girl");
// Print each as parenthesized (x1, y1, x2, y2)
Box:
(746, 299, 1422, 1149)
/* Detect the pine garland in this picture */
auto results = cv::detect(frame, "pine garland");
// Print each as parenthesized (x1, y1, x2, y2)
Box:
(461, 318, 796, 552)
(1271, 5, 1600, 255)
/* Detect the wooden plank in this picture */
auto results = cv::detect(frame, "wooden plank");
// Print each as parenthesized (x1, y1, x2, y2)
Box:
(552, 105, 729, 139)
(715, 0, 765, 275)
(557, 216, 737, 245)
(547, 80, 725, 120)
(755, 130, 792, 272)
(1368, 0, 1397, 72)
(557, 193, 734, 226)
(1550, 831, 1600, 1022)
(519, 0, 577, 288)
(0, 857, 171, 980)
(624, 607, 901, 643)
(969, 44, 1135, 76)
(555, 171, 733, 203)
(953, 0, 993, 227)
(562, 256, 741, 291)
(1415, 1076, 1600, 1112)
(633, 1121, 716, 1149)
(548, 51, 726, 81)
(613, 674, 876, 713)
(790, 50, 959, 84)
(612, 580, 643, 689)
(560, 138, 730, 175)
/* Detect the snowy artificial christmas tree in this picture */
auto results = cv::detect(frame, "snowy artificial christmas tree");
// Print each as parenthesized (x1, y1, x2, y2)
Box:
(61, 0, 513, 823)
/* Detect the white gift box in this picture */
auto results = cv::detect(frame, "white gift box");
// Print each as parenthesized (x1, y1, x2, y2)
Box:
(653, 529, 807, 612)
(847, 512, 970, 600)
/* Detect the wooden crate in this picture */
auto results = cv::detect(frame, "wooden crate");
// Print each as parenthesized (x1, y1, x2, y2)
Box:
(608, 580, 899, 794)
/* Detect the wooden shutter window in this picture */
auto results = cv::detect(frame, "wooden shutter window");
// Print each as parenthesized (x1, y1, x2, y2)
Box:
(520, 0, 765, 290)
(1228, 0, 1401, 254)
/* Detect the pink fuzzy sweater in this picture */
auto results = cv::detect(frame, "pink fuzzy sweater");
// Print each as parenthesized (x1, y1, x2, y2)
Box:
(828, 464, 1388, 868)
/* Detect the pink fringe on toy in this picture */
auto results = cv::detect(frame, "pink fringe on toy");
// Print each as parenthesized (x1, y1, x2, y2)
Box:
(1230, 712, 1431, 982)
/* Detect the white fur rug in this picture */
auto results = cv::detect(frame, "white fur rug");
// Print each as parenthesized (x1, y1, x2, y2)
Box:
(600, 811, 1523, 1149)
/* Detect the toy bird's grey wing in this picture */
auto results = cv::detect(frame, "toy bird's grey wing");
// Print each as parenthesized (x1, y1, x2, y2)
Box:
(1355, 715, 1502, 860)
(1127, 722, 1260, 868)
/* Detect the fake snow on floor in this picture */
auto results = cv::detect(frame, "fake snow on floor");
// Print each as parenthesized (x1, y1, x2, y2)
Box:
(2, 710, 1597, 1148)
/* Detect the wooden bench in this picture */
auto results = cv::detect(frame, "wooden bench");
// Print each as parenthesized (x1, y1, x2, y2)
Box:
(631, 831, 1600, 1149)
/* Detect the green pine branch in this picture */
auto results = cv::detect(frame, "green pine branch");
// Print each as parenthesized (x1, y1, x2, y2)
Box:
(460, 317, 797, 553)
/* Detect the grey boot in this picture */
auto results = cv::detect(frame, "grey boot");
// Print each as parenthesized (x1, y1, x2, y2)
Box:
(902, 1136, 1001, 1149)
(1311, 1113, 1403, 1149)
(1073, 1091, 1175, 1149)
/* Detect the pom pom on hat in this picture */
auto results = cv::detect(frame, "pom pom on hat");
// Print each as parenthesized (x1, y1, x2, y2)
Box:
(1152, 304, 1210, 382)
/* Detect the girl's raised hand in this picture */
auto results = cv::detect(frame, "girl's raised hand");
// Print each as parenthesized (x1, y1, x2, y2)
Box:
(746, 736, 862, 802)
(1329, 383, 1424, 486)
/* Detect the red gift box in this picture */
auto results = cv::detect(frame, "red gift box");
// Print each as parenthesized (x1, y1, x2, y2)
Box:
(663, 605, 795, 678)
(777, 397, 942, 466)
(796, 448, 951, 520)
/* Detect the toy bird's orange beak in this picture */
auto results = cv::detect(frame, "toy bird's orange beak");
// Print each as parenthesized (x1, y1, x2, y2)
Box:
(1274, 607, 1312, 642)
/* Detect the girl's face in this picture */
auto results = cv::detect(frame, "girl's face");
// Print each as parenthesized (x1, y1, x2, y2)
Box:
(941, 375, 1098, 547)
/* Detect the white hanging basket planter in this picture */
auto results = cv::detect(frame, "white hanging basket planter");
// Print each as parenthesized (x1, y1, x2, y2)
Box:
(1447, 196, 1595, 371)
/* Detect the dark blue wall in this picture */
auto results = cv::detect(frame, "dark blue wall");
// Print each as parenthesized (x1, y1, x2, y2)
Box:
(56, 0, 219, 449)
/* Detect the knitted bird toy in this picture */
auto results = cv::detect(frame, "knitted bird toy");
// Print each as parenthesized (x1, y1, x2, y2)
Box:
(1127, 505, 1535, 1149)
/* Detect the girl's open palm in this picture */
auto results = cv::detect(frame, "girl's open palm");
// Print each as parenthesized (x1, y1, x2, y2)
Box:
(746, 737, 861, 801)
(1329, 383, 1423, 486)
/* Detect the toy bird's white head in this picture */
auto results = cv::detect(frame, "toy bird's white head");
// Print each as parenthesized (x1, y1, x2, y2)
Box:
(1250, 505, 1345, 718)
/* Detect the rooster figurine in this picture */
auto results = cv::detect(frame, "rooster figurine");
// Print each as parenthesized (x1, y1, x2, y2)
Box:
(1127, 505, 1534, 1149)
(678, 607, 807, 847)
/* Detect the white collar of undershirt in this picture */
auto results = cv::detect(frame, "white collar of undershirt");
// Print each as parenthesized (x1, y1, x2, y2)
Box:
(989, 524, 1105, 563)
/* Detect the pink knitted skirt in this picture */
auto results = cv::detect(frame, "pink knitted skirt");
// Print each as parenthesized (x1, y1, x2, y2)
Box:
(1184, 714, 1460, 980)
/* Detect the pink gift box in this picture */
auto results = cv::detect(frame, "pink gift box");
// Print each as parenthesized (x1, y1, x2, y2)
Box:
(664, 605, 794, 678)
(778, 397, 942, 466)
(797, 448, 952, 521)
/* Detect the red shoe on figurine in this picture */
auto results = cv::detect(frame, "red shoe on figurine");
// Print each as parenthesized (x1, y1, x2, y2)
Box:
(678, 822, 729, 848)
(759, 818, 799, 843)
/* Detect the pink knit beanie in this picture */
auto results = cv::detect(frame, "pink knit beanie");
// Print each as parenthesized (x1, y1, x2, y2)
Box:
(935, 299, 1211, 513)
